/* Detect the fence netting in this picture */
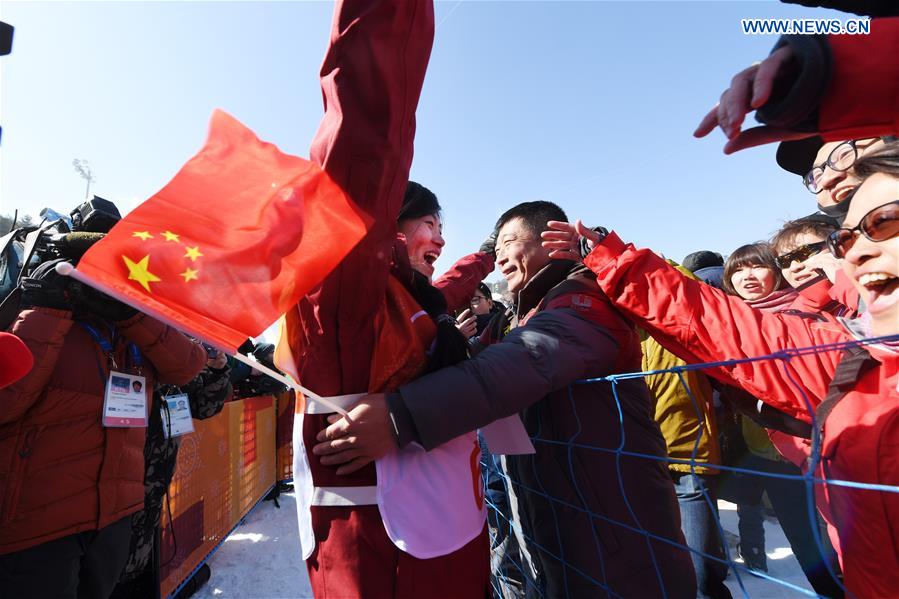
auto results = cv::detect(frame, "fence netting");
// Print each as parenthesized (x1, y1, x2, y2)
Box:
(481, 335, 899, 599)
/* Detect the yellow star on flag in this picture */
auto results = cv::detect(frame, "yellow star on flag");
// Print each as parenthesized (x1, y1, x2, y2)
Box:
(184, 246, 203, 261)
(180, 267, 199, 283)
(122, 254, 162, 293)
(161, 230, 180, 243)
(132, 231, 153, 241)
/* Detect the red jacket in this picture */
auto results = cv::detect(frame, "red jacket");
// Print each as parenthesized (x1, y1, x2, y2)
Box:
(433, 252, 494, 313)
(817, 17, 899, 142)
(0, 308, 205, 554)
(292, 0, 434, 399)
(585, 233, 899, 598)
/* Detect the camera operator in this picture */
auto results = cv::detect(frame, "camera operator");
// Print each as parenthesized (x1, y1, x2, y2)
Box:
(0, 200, 206, 599)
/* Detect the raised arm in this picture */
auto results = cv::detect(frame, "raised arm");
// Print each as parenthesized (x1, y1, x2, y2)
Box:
(583, 231, 848, 422)
(294, 0, 435, 395)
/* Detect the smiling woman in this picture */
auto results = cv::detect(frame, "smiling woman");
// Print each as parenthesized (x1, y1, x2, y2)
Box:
(397, 181, 445, 281)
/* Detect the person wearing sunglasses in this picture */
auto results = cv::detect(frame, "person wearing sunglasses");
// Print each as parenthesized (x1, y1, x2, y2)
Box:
(770, 215, 858, 319)
(541, 145, 899, 598)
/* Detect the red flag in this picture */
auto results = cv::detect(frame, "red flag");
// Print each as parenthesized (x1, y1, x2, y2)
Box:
(73, 110, 370, 351)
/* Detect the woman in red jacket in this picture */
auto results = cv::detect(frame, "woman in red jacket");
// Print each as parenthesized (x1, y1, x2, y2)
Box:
(542, 146, 899, 598)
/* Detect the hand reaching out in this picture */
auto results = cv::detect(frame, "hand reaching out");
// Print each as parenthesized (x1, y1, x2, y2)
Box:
(693, 46, 811, 153)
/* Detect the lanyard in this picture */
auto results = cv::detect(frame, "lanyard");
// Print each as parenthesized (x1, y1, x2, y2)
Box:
(77, 322, 143, 375)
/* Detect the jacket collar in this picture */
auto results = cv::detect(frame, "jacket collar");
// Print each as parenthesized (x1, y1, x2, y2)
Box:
(838, 313, 899, 359)
(514, 259, 577, 320)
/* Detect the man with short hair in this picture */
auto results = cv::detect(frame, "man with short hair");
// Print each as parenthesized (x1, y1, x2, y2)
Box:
(313, 201, 696, 598)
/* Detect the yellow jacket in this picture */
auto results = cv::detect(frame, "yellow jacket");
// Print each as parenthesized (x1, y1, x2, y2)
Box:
(642, 335, 721, 474)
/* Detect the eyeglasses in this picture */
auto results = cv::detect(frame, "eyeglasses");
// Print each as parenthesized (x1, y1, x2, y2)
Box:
(803, 140, 858, 194)
(470, 296, 487, 305)
(826, 200, 899, 258)
(775, 241, 827, 269)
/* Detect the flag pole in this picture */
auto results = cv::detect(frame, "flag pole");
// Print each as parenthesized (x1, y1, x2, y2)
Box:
(57, 262, 350, 416)
(229, 351, 349, 416)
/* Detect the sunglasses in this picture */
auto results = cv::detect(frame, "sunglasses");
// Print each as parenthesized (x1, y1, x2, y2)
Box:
(775, 241, 827, 269)
(826, 200, 899, 258)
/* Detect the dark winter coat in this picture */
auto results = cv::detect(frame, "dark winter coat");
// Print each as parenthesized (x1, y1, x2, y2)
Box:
(0, 308, 205, 554)
(393, 261, 695, 598)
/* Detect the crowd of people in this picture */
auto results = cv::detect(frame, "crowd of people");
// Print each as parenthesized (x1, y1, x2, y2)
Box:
(2, 1, 899, 598)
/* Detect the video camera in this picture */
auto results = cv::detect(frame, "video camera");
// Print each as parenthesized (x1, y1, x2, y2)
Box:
(0, 196, 121, 326)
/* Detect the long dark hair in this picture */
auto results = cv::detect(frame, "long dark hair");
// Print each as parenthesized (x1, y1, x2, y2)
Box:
(722, 242, 784, 297)
(397, 181, 469, 372)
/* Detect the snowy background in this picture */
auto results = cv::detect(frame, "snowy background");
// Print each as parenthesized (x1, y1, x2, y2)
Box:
(193, 494, 815, 599)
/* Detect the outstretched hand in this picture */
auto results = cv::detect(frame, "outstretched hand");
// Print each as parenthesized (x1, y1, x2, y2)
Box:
(312, 393, 397, 475)
(693, 46, 807, 153)
(541, 220, 604, 261)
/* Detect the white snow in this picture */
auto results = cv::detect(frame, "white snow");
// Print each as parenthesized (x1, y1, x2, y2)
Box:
(193, 495, 817, 598)
(195, 492, 312, 599)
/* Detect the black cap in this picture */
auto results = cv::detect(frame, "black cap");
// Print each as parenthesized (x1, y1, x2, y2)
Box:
(776, 136, 825, 176)
(682, 251, 724, 273)
(795, 212, 840, 228)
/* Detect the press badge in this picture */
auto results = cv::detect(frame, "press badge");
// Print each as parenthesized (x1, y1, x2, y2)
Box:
(161, 393, 194, 439)
(102, 371, 148, 427)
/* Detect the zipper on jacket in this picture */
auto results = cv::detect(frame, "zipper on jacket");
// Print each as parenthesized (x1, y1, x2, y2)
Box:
(18, 428, 37, 458)
(1, 428, 37, 522)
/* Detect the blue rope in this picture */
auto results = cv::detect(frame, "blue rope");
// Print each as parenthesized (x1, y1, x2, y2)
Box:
(479, 333, 898, 598)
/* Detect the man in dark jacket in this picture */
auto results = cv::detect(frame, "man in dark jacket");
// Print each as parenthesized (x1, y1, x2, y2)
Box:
(313, 201, 695, 598)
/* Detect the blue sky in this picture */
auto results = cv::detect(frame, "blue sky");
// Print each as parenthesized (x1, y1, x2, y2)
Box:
(1, 1, 850, 282)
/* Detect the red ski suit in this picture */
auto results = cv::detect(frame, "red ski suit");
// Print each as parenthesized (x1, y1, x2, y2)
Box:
(283, 1, 492, 596)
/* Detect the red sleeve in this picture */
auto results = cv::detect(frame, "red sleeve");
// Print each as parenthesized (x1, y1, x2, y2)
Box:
(878, 409, 899, 561)
(831, 270, 861, 316)
(792, 276, 855, 319)
(117, 314, 206, 386)
(433, 252, 494, 313)
(584, 232, 848, 422)
(818, 17, 899, 141)
(295, 0, 435, 395)
(0, 308, 72, 424)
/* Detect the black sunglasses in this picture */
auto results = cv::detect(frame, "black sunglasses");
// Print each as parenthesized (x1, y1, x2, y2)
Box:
(826, 200, 899, 258)
(775, 241, 826, 269)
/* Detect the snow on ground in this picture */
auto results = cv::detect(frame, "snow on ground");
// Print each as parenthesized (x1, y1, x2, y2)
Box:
(196, 492, 312, 599)
(718, 500, 814, 598)
(195, 494, 814, 598)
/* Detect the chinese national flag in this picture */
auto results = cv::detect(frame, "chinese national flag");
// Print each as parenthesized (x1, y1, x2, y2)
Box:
(73, 110, 370, 351)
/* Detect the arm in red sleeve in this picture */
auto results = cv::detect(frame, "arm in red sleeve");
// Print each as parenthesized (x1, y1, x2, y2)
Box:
(433, 252, 494, 312)
(584, 232, 848, 422)
(878, 410, 899, 563)
(790, 276, 856, 318)
(0, 308, 72, 424)
(116, 313, 206, 386)
(817, 17, 899, 141)
(830, 270, 861, 316)
(296, 0, 435, 395)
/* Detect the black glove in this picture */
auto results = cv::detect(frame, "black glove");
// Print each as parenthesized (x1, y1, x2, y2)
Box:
(19, 259, 73, 311)
(69, 281, 138, 322)
(479, 229, 497, 258)
(578, 226, 609, 259)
